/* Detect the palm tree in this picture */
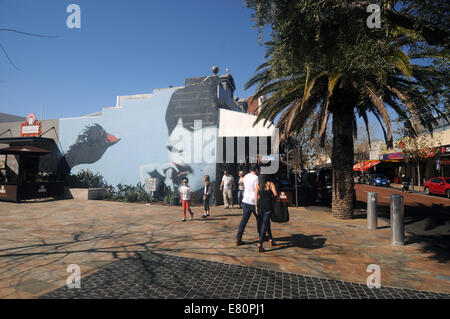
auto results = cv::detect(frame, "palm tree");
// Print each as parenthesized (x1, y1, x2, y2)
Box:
(245, 0, 448, 219)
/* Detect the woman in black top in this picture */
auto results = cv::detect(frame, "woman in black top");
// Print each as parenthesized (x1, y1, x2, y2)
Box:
(202, 175, 212, 218)
(255, 174, 277, 252)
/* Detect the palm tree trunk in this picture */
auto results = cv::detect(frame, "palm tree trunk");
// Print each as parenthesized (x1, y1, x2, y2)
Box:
(331, 106, 355, 219)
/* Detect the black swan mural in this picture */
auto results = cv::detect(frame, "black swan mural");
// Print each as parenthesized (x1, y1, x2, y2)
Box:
(58, 124, 120, 177)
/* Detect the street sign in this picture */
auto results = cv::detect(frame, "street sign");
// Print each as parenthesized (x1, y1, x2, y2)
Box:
(145, 178, 159, 193)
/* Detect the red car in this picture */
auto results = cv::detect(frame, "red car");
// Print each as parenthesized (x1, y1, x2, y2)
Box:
(424, 177, 450, 199)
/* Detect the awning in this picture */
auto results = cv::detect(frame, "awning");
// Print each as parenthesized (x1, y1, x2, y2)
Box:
(0, 145, 51, 155)
(353, 160, 381, 172)
(0, 137, 54, 144)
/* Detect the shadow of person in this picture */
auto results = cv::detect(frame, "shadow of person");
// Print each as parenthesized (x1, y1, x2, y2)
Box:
(268, 234, 326, 251)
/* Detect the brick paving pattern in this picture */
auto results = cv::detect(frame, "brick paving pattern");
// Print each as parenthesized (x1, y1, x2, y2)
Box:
(40, 251, 450, 299)
(1, 196, 448, 298)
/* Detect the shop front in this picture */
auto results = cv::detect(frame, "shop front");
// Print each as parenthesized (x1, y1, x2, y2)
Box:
(438, 144, 450, 177)
(0, 138, 64, 203)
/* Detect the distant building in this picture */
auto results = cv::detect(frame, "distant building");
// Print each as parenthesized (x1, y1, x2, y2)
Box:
(373, 112, 450, 184)
(246, 95, 265, 116)
(0, 113, 25, 124)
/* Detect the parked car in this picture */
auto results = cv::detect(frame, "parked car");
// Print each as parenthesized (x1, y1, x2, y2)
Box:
(424, 177, 450, 198)
(368, 174, 390, 187)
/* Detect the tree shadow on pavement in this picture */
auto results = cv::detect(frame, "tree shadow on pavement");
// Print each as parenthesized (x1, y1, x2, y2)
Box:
(405, 234, 450, 263)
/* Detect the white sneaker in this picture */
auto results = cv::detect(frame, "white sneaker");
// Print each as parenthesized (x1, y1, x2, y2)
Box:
(180, 217, 186, 222)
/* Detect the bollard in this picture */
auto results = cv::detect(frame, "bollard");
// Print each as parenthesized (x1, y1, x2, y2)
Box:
(390, 194, 404, 246)
(367, 192, 377, 230)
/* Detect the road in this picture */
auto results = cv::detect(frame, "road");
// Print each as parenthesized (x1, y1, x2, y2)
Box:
(355, 184, 450, 261)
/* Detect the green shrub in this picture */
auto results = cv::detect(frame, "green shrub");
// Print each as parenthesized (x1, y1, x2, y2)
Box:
(102, 185, 115, 200)
(136, 182, 152, 203)
(152, 183, 171, 201)
(101, 181, 159, 204)
(125, 191, 139, 202)
(68, 169, 105, 188)
(163, 191, 180, 206)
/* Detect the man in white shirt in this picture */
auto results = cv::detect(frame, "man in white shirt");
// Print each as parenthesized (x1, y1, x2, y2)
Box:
(220, 170, 235, 208)
(236, 164, 261, 246)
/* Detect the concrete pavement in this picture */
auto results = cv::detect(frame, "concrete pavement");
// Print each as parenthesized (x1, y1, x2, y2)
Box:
(0, 198, 449, 298)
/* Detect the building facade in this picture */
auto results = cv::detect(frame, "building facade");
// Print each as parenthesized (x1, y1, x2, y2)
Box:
(0, 71, 277, 203)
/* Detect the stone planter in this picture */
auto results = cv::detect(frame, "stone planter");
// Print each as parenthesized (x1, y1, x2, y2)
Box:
(66, 187, 106, 200)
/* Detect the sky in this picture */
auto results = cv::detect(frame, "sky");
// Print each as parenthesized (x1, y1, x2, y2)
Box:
(0, 0, 269, 119)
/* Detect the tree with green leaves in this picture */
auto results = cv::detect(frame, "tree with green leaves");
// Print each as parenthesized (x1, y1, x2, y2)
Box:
(245, 0, 448, 218)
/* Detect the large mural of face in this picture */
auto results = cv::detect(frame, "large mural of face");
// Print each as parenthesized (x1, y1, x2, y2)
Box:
(139, 88, 217, 193)
(58, 77, 218, 194)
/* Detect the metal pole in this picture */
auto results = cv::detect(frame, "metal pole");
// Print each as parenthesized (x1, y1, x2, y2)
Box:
(367, 192, 377, 230)
(286, 148, 289, 180)
(390, 194, 404, 246)
(295, 171, 298, 207)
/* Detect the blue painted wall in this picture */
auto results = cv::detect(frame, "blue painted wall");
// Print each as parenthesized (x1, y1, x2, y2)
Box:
(58, 76, 224, 198)
(59, 88, 179, 187)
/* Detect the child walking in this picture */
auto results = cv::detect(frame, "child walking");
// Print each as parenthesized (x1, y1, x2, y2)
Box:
(202, 175, 212, 218)
(179, 177, 194, 221)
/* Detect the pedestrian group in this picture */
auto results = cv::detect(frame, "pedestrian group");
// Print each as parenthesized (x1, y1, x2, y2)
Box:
(179, 164, 278, 253)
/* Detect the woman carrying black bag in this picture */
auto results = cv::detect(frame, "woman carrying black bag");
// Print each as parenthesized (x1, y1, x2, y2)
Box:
(202, 175, 212, 218)
(255, 174, 277, 252)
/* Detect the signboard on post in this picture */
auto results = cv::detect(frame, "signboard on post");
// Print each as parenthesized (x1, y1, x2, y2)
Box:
(144, 178, 159, 193)
(20, 113, 41, 137)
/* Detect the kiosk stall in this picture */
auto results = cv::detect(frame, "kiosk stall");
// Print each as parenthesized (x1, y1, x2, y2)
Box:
(0, 144, 64, 202)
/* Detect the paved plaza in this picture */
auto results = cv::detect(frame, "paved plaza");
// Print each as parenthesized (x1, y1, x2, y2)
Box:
(0, 197, 449, 298)
(39, 251, 448, 299)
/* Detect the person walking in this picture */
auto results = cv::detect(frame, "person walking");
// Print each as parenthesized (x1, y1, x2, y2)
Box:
(255, 174, 277, 252)
(202, 175, 212, 218)
(237, 170, 245, 208)
(179, 177, 194, 221)
(220, 170, 235, 209)
(236, 164, 261, 246)
(401, 174, 410, 193)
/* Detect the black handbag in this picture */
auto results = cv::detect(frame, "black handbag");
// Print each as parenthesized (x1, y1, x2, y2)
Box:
(271, 200, 289, 223)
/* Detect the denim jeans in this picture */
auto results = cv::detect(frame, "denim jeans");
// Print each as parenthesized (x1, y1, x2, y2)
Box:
(236, 202, 261, 240)
(259, 209, 273, 244)
(237, 190, 244, 207)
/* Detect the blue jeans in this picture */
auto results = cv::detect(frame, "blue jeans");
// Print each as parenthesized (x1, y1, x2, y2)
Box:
(237, 190, 244, 207)
(236, 202, 261, 240)
(259, 209, 273, 244)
